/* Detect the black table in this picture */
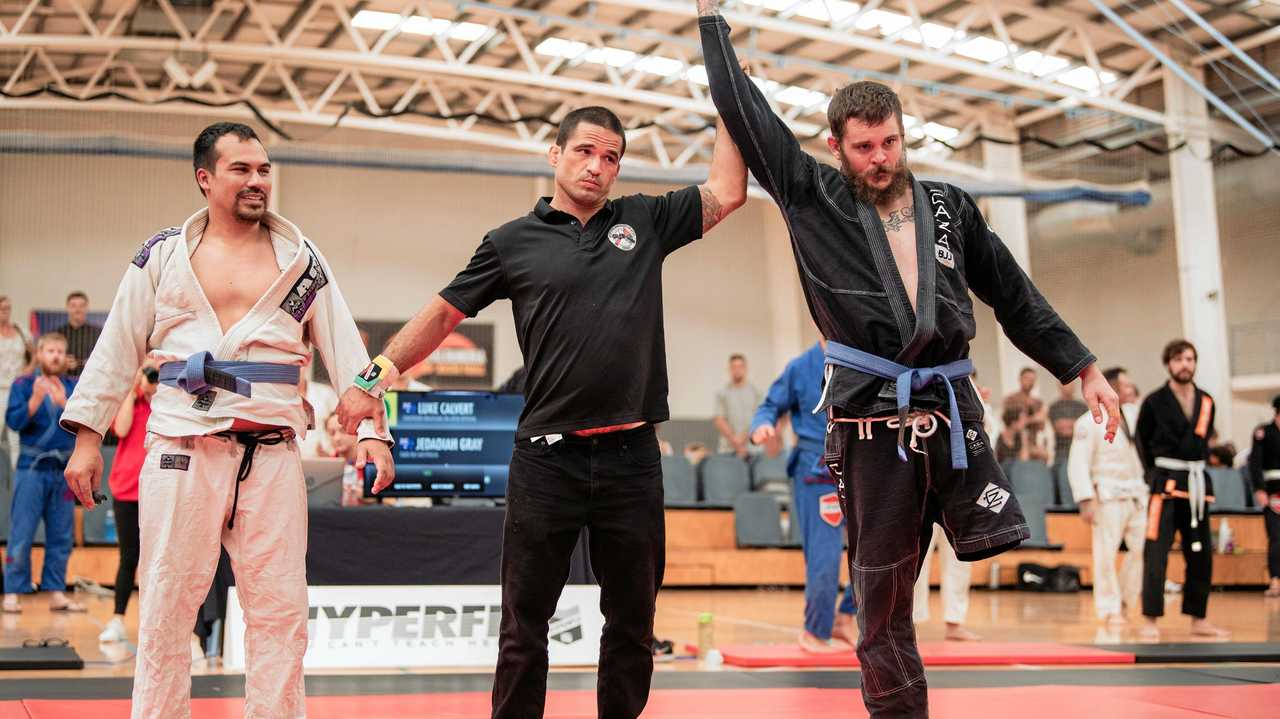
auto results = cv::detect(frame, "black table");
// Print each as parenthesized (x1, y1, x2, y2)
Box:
(305, 505, 594, 585)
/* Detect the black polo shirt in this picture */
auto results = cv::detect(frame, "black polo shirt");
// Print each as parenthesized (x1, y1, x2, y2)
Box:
(53, 322, 101, 377)
(440, 187, 702, 439)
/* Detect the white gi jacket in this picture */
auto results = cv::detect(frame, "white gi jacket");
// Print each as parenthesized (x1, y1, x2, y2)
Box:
(1067, 403, 1146, 503)
(62, 209, 385, 443)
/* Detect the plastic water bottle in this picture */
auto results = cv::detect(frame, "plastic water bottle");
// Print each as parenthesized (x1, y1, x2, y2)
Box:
(697, 612, 715, 658)
(104, 506, 117, 544)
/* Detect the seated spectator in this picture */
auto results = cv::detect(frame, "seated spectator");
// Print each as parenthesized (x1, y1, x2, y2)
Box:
(996, 400, 1052, 466)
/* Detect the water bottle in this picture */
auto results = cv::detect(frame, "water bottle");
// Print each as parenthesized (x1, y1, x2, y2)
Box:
(104, 506, 118, 544)
(697, 612, 715, 658)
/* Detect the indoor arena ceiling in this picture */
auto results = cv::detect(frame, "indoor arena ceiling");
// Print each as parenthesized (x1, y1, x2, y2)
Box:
(1, 0, 1277, 179)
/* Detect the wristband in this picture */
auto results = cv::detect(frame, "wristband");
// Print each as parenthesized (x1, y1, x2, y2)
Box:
(354, 355, 400, 398)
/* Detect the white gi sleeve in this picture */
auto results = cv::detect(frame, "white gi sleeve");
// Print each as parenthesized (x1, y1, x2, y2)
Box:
(305, 242, 391, 444)
(60, 257, 158, 436)
(1066, 413, 1098, 503)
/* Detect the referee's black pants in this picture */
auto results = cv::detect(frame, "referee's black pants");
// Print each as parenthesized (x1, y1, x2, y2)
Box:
(491, 425, 665, 719)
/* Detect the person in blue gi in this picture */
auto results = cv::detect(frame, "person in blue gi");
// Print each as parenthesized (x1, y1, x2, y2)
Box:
(2, 332, 83, 614)
(750, 340, 857, 653)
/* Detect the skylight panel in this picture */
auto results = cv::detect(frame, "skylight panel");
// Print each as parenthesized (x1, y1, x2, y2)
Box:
(352, 10, 487, 42)
(956, 36, 1012, 63)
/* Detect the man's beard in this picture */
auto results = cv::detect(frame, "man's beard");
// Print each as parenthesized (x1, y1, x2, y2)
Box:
(841, 154, 911, 206)
(1169, 368, 1195, 385)
(39, 359, 64, 375)
(233, 190, 267, 222)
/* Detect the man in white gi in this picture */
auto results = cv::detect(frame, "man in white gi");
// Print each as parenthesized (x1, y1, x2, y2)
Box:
(1067, 367, 1147, 626)
(61, 122, 393, 719)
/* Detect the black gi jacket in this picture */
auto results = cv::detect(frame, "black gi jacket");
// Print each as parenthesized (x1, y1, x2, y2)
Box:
(699, 16, 1094, 421)
(1135, 384, 1215, 493)
(1248, 422, 1280, 493)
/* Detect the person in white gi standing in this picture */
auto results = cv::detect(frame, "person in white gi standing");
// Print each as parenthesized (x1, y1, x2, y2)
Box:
(1067, 367, 1147, 626)
(61, 122, 393, 719)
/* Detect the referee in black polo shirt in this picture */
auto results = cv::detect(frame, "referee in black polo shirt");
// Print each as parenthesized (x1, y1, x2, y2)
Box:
(53, 291, 101, 377)
(338, 106, 747, 718)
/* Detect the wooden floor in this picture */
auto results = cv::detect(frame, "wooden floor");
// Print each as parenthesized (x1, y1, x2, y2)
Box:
(3, 585, 1279, 681)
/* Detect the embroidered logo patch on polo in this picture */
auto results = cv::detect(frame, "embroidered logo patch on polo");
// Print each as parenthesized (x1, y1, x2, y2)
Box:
(607, 223, 637, 251)
(819, 492, 844, 527)
(976, 482, 1010, 514)
(280, 248, 329, 322)
(160, 454, 191, 471)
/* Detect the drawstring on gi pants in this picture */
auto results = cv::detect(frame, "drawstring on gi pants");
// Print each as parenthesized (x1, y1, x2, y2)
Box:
(219, 430, 292, 530)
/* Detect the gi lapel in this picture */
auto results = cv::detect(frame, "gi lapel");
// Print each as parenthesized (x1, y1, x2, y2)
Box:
(213, 212, 309, 359)
(895, 178, 938, 366)
(855, 195, 914, 350)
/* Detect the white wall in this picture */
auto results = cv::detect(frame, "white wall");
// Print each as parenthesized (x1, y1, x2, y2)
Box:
(0, 151, 787, 419)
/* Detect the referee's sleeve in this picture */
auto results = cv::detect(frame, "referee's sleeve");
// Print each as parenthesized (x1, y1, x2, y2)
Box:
(654, 185, 704, 256)
(439, 236, 508, 317)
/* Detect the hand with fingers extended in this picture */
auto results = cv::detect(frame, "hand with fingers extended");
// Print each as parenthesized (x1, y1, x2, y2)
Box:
(337, 386, 387, 435)
(1079, 364, 1121, 443)
(64, 429, 105, 510)
(357, 438, 396, 495)
(751, 424, 775, 447)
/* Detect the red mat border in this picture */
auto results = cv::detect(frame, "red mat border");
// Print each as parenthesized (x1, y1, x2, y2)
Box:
(709, 641, 1136, 668)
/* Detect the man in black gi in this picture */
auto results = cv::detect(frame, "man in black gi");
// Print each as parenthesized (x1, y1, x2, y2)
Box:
(336, 106, 747, 719)
(1135, 339, 1231, 640)
(695, 2, 1119, 715)
(1248, 394, 1280, 598)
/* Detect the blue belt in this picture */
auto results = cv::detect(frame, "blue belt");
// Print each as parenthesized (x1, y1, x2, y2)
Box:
(823, 341, 973, 469)
(158, 352, 300, 399)
(19, 446, 70, 470)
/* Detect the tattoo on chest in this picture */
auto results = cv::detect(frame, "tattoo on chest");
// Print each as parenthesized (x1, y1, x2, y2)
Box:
(881, 205, 915, 233)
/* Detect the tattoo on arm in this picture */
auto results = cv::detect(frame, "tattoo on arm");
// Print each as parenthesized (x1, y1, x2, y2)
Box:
(882, 205, 914, 233)
(699, 184, 726, 233)
(697, 0, 720, 16)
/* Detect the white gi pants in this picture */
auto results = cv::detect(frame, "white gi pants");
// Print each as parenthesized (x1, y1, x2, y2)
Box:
(133, 434, 308, 719)
(1090, 495, 1147, 619)
(912, 523, 971, 625)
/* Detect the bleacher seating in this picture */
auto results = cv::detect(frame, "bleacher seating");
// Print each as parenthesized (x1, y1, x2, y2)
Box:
(661, 455, 699, 507)
(1208, 466, 1253, 512)
(701, 455, 752, 508)
(1006, 460, 1061, 549)
(733, 492, 794, 548)
(1053, 462, 1076, 510)
(750, 454, 789, 492)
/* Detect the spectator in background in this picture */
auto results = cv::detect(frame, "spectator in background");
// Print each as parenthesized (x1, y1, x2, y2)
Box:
(99, 364, 158, 643)
(713, 353, 762, 458)
(3, 332, 81, 613)
(53, 291, 101, 377)
(0, 295, 34, 468)
(750, 341, 857, 653)
(297, 373, 339, 458)
(1067, 367, 1147, 627)
(324, 412, 366, 506)
(1003, 368, 1040, 410)
(997, 399, 1052, 466)
(1049, 383, 1088, 465)
(1247, 395, 1280, 598)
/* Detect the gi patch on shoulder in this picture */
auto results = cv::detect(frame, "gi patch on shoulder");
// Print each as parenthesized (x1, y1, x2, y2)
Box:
(607, 223, 637, 251)
(280, 248, 329, 322)
(819, 492, 843, 527)
(160, 454, 191, 471)
(192, 391, 216, 411)
(976, 482, 1010, 514)
(132, 227, 181, 268)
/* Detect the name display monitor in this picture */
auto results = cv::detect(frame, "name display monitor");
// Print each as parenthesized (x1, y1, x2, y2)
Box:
(365, 391, 523, 498)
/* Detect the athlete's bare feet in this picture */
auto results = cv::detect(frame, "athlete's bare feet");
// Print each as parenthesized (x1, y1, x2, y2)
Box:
(799, 630, 850, 654)
(1138, 619, 1160, 642)
(1190, 619, 1230, 639)
(944, 623, 982, 641)
(1103, 613, 1128, 628)
(830, 613, 858, 647)
(1264, 578, 1280, 598)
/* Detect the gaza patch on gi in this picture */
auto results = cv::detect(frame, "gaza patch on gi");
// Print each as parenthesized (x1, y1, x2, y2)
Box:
(281, 248, 329, 322)
(133, 227, 181, 268)
(929, 189, 957, 270)
(607, 223, 637, 252)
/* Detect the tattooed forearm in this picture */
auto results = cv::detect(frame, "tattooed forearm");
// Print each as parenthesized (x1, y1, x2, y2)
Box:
(697, 0, 720, 16)
(882, 205, 914, 233)
(699, 184, 726, 233)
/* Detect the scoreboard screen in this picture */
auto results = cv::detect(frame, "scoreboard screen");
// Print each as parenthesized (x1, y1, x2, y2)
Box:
(364, 391, 523, 499)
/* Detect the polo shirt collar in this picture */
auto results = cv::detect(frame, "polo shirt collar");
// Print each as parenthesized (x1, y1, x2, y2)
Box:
(533, 196, 616, 225)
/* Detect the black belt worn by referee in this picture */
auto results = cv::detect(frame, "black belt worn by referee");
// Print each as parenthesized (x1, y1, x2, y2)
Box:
(338, 105, 748, 719)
